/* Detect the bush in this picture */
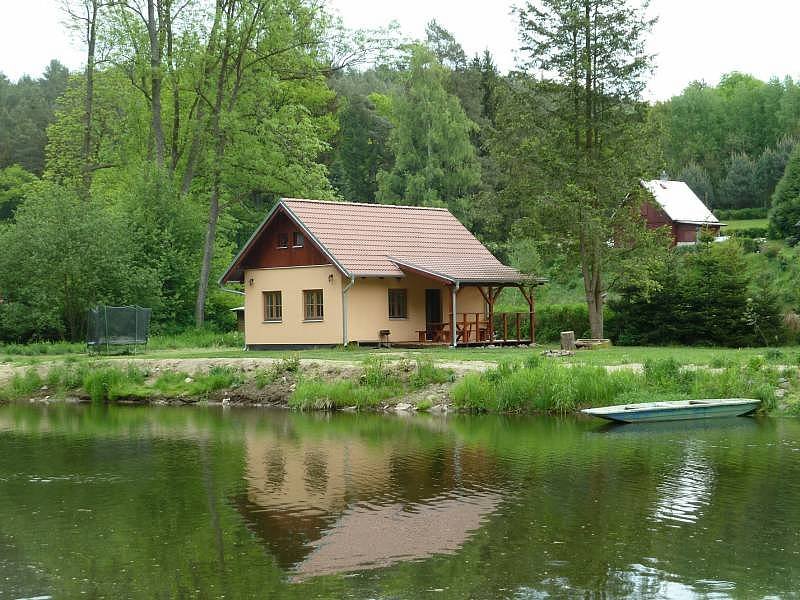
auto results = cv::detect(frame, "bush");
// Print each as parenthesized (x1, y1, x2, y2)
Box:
(731, 227, 769, 239)
(532, 303, 615, 343)
(716, 207, 768, 220)
(612, 241, 785, 346)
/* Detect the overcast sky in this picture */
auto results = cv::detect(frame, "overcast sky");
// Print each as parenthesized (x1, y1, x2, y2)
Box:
(2, 0, 798, 100)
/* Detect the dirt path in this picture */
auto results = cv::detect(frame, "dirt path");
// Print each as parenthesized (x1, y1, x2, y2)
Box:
(0, 356, 498, 387)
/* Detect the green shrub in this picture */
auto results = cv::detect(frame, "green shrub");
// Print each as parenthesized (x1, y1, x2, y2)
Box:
(612, 241, 784, 347)
(450, 373, 495, 412)
(534, 304, 590, 342)
(360, 357, 399, 388)
(716, 207, 768, 220)
(192, 366, 243, 395)
(254, 354, 301, 388)
(731, 227, 768, 239)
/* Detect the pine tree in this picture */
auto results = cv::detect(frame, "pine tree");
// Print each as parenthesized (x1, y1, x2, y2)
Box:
(755, 137, 797, 207)
(769, 143, 800, 238)
(718, 153, 759, 208)
(679, 162, 715, 208)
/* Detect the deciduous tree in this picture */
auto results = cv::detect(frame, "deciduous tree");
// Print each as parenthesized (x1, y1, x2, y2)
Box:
(512, 0, 666, 338)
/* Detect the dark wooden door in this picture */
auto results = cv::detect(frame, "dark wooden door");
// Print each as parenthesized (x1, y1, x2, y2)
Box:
(425, 289, 442, 340)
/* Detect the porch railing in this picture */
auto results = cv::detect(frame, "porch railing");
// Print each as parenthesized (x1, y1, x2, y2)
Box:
(436, 312, 534, 344)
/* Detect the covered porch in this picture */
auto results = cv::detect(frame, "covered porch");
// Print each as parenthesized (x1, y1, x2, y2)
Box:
(386, 259, 546, 348)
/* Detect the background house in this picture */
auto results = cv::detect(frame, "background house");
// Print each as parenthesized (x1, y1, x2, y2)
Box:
(220, 199, 537, 349)
(640, 179, 725, 245)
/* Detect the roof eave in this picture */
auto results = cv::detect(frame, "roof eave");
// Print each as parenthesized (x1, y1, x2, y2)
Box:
(387, 256, 538, 286)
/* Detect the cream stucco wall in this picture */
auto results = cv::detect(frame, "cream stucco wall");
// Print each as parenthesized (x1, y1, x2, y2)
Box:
(346, 274, 486, 343)
(243, 266, 487, 345)
(244, 265, 343, 346)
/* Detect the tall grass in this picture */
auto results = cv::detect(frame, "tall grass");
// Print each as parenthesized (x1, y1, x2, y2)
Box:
(1, 361, 246, 404)
(0, 329, 244, 357)
(451, 358, 781, 414)
(290, 357, 453, 410)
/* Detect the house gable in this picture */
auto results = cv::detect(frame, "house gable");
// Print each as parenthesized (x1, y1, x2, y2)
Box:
(640, 200, 672, 229)
(221, 203, 338, 284)
(243, 210, 330, 270)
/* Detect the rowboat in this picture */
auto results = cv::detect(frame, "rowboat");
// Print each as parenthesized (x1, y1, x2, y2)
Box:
(581, 398, 760, 423)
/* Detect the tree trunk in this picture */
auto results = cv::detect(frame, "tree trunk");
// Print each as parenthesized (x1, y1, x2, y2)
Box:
(147, 0, 165, 166)
(82, 0, 98, 194)
(586, 287, 604, 339)
(167, 1, 180, 172)
(195, 182, 219, 327)
(580, 231, 604, 339)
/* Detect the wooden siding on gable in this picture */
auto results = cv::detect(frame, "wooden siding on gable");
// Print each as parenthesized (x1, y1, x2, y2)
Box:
(641, 201, 721, 245)
(640, 201, 671, 229)
(243, 209, 331, 270)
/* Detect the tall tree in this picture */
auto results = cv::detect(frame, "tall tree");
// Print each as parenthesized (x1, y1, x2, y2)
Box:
(376, 44, 480, 208)
(513, 0, 664, 338)
(678, 162, 715, 208)
(717, 153, 758, 209)
(62, 0, 116, 192)
(755, 137, 796, 207)
(0, 62, 69, 173)
(769, 143, 800, 238)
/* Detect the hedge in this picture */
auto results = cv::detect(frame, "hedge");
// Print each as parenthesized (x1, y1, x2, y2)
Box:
(715, 207, 768, 220)
(489, 303, 616, 343)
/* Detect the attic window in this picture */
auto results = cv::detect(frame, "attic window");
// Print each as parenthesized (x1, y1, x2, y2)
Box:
(293, 231, 304, 248)
(277, 233, 288, 249)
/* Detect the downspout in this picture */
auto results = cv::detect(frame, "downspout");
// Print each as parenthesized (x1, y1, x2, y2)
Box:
(451, 282, 460, 348)
(342, 276, 355, 346)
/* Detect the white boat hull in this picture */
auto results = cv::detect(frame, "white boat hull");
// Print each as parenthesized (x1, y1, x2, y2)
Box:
(581, 399, 761, 423)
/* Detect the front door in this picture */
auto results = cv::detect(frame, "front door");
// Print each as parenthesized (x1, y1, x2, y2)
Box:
(425, 289, 442, 341)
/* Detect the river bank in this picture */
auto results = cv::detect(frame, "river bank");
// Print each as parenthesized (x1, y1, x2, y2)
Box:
(1, 351, 797, 415)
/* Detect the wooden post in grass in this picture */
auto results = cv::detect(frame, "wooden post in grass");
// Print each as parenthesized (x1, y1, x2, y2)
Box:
(561, 331, 576, 351)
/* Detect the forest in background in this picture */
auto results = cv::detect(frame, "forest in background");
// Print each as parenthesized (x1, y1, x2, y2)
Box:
(1, 0, 800, 344)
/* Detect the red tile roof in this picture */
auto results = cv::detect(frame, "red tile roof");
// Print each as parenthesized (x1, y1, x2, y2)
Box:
(222, 198, 527, 284)
(284, 199, 523, 282)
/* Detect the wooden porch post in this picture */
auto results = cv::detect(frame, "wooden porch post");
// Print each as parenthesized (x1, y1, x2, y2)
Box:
(520, 285, 536, 344)
(451, 284, 458, 347)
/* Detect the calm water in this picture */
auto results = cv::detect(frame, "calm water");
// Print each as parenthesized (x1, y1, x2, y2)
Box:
(0, 405, 799, 599)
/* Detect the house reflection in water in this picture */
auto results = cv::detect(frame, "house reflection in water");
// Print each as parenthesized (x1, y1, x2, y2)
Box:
(234, 415, 502, 578)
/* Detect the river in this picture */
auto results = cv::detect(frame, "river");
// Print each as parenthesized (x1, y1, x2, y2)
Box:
(0, 404, 798, 598)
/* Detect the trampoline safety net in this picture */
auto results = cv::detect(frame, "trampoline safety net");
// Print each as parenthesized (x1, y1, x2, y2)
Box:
(87, 305, 152, 349)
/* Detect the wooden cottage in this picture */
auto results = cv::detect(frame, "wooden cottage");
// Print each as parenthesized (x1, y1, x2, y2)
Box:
(640, 179, 724, 245)
(220, 199, 540, 349)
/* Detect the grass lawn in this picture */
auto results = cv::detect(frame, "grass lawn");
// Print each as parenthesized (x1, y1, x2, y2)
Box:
(724, 218, 768, 231)
(3, 340, 799, 368)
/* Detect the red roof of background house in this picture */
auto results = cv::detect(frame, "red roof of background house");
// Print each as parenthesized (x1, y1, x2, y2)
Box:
(221, 198, 526, 284)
